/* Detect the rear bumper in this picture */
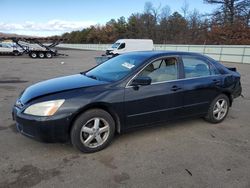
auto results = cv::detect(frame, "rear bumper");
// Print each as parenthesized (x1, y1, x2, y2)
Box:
(12, 107, 71, 142)
(233, 81, 242, 99)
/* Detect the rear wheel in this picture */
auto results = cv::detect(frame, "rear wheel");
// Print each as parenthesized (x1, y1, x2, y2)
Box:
(71, 109, 115, 153)
(205, 94, 229, 123)
(38, 52, 45, 58)
(30, 52, 37, 58)
(45, 52, 52, 58)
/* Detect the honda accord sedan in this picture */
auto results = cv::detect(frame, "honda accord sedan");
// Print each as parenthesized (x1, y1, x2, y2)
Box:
(12, 51, 242, 152)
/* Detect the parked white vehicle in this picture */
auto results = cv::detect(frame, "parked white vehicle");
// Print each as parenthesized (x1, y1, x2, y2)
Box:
(106, 39, 154, 56)
(0, 42, 23, 56)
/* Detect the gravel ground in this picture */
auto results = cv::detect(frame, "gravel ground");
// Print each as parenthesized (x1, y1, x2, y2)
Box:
(0, 50, 250, 188)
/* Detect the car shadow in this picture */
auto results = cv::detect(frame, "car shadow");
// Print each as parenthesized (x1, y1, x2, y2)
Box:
(114, 117, 207, 142)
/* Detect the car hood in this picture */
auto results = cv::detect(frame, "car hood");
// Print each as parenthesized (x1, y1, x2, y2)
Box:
(20, 74, 108, 104)
(107, 48, 114, 51)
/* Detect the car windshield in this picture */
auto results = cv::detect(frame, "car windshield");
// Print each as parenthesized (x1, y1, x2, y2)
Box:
(1, 43, 11, 48)
(85, 54, 148, 82)
(111, 43, 120, 49)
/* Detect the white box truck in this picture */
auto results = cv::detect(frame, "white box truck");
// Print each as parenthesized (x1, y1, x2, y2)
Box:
(106, 39, 154, 56)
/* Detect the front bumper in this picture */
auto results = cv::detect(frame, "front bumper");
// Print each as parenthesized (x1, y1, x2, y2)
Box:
(12, 106, 71, 142)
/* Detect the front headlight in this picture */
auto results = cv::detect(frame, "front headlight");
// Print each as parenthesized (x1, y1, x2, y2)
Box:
(24, 99, 65, 116)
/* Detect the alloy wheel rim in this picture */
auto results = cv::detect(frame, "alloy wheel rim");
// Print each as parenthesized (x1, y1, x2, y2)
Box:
(213, 99, 228, 120)
(80, 117, 110, 148)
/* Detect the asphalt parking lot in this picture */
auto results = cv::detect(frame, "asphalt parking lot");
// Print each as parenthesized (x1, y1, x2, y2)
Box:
(0, 50, 250, 188)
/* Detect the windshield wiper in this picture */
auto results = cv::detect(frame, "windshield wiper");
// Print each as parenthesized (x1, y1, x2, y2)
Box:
(82, 73, 99, 80)
(88, 75, 98, 80)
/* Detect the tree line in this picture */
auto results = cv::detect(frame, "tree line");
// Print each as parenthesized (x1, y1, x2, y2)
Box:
(62, 0, 250, 45)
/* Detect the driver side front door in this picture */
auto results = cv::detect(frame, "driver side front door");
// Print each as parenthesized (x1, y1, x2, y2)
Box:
(124, 56, 184, 129)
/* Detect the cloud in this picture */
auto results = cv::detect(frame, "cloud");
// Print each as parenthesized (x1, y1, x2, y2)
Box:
(0, 20, 96, 36)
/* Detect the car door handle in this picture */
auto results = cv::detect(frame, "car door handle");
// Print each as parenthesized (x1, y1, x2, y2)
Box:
(212, 79, 221, 85)
(171, 85, 182, 91)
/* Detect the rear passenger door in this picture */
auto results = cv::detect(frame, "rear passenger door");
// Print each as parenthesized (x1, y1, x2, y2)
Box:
(179, 55, 221, 117)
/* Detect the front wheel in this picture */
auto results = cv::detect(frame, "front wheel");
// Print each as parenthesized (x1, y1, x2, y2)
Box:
(71, 109, 115, 153)
(13, 51, 20, 56)
(205, 94, 229, 123)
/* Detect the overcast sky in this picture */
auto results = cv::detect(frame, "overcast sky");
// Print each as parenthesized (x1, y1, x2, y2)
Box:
(0, 0, 217, 36)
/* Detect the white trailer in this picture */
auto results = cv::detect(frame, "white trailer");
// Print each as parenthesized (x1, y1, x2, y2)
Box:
(15, 39, 57, 58)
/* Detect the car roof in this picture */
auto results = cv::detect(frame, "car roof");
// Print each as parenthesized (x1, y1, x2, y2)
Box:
(126, 50, 205, 58)
(125, 51, 230, 74)
(124, 51, 211, 62)
(122, 50, 222, 69)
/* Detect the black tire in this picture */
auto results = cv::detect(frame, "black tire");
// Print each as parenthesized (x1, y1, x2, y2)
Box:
(30, 52, 37, 58)
(205, 94, 230, 123)
(45, 52, 52, 58)
(13, 51, 20, 56)
(71, 109, 115, 153)
(38, 52, 45, 58)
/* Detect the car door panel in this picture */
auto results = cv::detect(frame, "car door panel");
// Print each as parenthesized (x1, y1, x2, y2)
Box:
(178, 76, 221, 117)
(179, 55, 222, 117)
(124, 80, 184, 128)
(123, 56, 185, 129)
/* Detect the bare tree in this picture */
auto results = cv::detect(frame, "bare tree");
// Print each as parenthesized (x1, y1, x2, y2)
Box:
(181, 0, 190, 18)
(144, 1, 161, 22)
(144, 1, 154, 14)
(160, 5, 171, 19)
(204, 0, 250, 25)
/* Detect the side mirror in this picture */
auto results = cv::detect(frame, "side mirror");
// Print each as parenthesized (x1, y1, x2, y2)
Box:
(131, 76, 152, 86)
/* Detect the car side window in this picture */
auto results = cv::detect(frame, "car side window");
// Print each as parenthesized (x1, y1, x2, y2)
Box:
(182, 56, 217, 78)
(118, 43, 125, 49)
(138, 57, 178, 83)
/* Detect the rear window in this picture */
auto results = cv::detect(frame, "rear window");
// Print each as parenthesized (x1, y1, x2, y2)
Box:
(182, 56, 217, 78)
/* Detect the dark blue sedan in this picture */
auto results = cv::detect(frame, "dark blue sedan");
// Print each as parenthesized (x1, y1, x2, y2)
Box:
(12, 51, 242, 152)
